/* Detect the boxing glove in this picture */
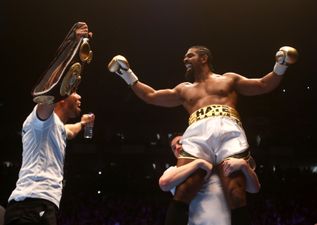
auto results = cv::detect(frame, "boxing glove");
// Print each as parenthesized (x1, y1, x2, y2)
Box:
(108, 55, 138, 86)
(273, 46, 298, 75)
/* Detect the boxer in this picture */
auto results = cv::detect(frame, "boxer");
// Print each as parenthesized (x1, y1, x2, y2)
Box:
(107, 45, 297, 225)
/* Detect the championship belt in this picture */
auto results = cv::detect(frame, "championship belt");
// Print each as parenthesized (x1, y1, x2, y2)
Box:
(32, 22, 93, 104)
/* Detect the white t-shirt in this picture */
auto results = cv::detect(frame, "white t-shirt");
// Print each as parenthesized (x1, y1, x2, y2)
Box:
(165, 166, 230, 225)
(9, 105, 67, 208)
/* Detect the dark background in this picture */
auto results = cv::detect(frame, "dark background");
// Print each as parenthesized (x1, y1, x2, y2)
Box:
(1, 0, 315, 150)
(1, 0, 316, 223)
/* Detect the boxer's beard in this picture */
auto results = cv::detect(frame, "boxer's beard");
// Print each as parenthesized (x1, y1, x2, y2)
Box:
(185, 67, 194, 83)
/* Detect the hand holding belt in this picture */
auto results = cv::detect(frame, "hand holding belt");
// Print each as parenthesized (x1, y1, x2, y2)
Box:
(32, 22, 93, 104)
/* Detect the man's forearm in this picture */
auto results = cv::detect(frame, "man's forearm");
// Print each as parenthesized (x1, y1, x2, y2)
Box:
(65, 122, 83, 139)
(159, 161, 202, 192)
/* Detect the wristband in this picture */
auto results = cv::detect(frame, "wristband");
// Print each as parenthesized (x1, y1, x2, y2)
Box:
(273, 63, 288, 76)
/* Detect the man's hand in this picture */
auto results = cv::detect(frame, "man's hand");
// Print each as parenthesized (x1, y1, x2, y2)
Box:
(196, 159, 213, 180)
(223, 158, 246, 176)
(273, 46, 298, 75)
(80, 113, 95, 127)
(75, 22, 93, 41)
(108, 55, 139, 86)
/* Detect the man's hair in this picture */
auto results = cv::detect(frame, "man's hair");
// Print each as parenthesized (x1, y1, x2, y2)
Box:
(168, 132, 183, 146)
(189, 45, 214, 71)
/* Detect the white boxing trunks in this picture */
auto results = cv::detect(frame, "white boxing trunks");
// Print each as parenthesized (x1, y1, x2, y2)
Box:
(180, 105, 249, 165)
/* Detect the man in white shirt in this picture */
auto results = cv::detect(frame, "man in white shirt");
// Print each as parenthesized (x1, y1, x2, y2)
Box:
(4, 22, 94, 225)
(159, 134, 260, 225)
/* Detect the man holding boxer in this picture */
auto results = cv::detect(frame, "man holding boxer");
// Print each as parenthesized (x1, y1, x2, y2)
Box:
(159, 133, 260, 225)
(108, 45, 297, 225)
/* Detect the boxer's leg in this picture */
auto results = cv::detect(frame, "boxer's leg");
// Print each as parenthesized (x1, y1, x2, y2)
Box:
(217, 162, 251, 225)
(164, 158, 206, 225)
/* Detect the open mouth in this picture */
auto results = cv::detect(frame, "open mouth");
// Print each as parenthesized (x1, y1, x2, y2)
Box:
(185, 64, 192, 70)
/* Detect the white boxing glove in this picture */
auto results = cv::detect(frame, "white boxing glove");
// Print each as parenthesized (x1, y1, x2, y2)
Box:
(107, 55, 138, 86)
(273, 46, 298, 75)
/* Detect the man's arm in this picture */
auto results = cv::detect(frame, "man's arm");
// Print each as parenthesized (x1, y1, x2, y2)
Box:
(36, 103, 55, 120)
(36, 103, 82, 137)
(231, 46, 298, 96)
(223, 158, 261, 193)
(131, 81, 184, 107)
(159, 159, 213, 192)
(65, 113, 95, 139)
(229, 71, 283, 96)
(108, 55, 183, 107)
(35, 23, 91, 120)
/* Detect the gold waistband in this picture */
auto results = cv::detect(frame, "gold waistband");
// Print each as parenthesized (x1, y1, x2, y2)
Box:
(188, 105, 241, 126)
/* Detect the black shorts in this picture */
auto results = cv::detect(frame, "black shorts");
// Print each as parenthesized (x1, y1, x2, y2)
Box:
(4, 198, 58, 225)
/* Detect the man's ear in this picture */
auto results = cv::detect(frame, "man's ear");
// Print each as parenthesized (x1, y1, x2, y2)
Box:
(200, 54, 208, 64)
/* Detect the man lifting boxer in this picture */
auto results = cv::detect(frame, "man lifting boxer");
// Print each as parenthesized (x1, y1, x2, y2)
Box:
(107, 45, 298, 225)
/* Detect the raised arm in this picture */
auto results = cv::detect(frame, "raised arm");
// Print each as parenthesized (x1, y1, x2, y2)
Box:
(231, 46, 298, 96)
(223, 158, 261, 193)
(35, 22, 92, 120)
(36, 103, 55, 120)
(131, 81, 184, 107)
(229, 71, 283, 96)
(108, 55, 183, 107)
(159, 159, 213, 192)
